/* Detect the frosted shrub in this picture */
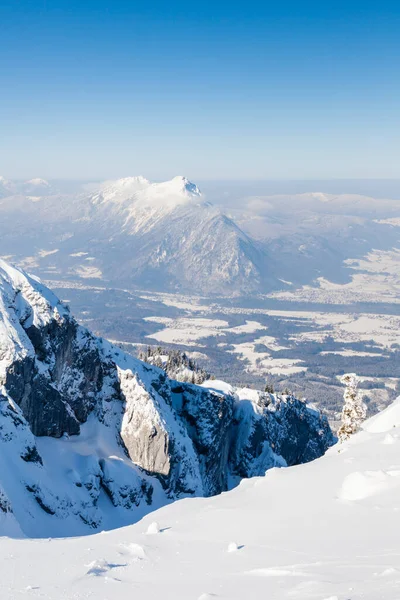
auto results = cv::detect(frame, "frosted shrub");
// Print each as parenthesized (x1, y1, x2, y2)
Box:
(338, 373, 367, 443)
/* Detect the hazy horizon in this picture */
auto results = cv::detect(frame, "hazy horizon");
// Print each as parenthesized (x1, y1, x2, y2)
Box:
(3, 174, 400, 203)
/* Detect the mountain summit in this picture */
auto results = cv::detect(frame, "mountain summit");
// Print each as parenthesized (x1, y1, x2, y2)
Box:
(92, 175, 201, 207)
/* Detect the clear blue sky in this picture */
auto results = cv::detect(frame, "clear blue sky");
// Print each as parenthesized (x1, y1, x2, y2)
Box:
(1, 1, 399, 180)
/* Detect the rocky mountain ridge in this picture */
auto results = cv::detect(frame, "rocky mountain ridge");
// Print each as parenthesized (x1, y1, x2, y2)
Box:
(0, 260, 334, 537)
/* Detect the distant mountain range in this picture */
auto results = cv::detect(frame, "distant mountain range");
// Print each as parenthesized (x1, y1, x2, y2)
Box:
(0, 175, 399, 296)
(0, 175, 276, 294)
(0, 175, 52, 197)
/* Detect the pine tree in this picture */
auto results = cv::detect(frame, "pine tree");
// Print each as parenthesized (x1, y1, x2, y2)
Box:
(337, 373, 367, 443)
(264, 381, 274, 394)
(137, 344, 210, 384)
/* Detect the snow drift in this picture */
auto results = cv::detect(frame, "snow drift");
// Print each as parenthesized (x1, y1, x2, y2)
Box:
(1, 392, 399, 598)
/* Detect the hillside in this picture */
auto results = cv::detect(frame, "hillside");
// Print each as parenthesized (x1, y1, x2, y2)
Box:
(0, 259, 332, 537)
(1, 393, 399, 598)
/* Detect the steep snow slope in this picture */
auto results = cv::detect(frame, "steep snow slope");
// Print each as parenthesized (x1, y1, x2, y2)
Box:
(0, 260, 332, 537)
(1, 398, 399, 599)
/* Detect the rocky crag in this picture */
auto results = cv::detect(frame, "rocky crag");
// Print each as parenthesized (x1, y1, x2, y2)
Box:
(0, 259, 334, 537)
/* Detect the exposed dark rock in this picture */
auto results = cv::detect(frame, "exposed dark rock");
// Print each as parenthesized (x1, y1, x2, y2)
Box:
(172, 383, 234, 495)
(20, 445, 43, 465)
(25, 484, 55, 515)
(229, 392, 334, 480)
(0, 489, 12, 513)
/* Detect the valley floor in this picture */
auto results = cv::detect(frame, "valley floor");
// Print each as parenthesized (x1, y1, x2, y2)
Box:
(48, 279, 400, 422)
(2, 400, 400, 600)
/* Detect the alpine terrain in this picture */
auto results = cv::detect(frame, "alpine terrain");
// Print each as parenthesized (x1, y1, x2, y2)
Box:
(1, 377, 400, 599)
(0, 259, 333, 538)
(0, 176, 276, 295)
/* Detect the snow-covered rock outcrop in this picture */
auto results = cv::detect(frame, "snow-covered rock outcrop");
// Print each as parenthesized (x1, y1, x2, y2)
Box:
(0, 260, 334, 537)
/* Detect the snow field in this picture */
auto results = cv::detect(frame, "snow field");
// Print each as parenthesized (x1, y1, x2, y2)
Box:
(2, 398, 400, 599)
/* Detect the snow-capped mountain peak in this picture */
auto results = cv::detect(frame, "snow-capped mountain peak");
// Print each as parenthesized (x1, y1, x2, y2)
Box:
(162, 175, 201, 197)
(93, 176, 151, 204)
(141, 176, 202, 208)
(0, 174, 274, 294)
(92, 175, 202, 208)
(0, 177, 52, 198)
(24, 178, 50, 188)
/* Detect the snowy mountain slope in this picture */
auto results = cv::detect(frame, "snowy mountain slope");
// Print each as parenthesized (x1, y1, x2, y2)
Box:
(1, 398, 400, 600)
(1, 175, 399, 295)
(2, 175, 400, 298)
(0, 175, 277, 294)
(81, 176, 278, 294)
(98, 205, 271, 293)
(91, 175, 201, 212)
(0, 260, 333, 537)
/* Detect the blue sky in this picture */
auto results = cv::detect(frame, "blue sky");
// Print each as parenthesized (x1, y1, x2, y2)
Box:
(1, 1, 399, 180)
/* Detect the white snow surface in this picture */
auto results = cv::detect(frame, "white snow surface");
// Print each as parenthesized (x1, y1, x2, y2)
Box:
(363, 396, 400, 433)
(90, 175, 204, 236)
(0, 258, 67, 380)
(92, 175, 201, 207)
(2, 399, 400, 598)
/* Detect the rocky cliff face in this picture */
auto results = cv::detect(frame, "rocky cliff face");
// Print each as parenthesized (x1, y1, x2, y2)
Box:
(0, 259, 334, 537)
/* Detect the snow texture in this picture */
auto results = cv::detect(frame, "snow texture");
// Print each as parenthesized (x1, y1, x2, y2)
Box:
(0, 396, 399, 598)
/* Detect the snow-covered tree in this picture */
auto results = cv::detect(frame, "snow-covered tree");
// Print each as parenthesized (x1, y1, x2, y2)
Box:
(138, 345, 210, 384)
(337, 373, 367, 443)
